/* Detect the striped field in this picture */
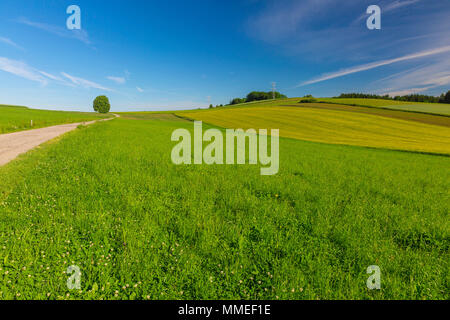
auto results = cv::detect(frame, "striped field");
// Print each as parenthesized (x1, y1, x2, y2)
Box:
(180, 105, 450, 154)
(315, 98, 450, 116)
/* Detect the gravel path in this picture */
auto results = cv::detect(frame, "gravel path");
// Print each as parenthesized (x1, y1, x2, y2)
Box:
(0, 115, 117, 166)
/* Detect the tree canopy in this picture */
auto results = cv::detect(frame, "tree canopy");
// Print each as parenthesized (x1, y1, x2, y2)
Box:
(93, 96, 111, 113)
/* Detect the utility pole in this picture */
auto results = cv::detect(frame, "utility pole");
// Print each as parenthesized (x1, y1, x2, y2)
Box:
(272, 82, 276, 100)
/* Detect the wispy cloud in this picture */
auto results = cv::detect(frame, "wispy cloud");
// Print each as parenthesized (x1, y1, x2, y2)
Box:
(247, 0, 336, 42)
(136, 87, 144, 93)
(354, 0, 422, 24)
(298, 45, 450, 86)
(385, 0, 421, 12)
(0, 37, 24, 51)
(62, 72, 111, 91)
(0, 57, 48, 85)
(17, 17, 91, 45)
(0, 54, 112, 92)
(107, 76, 126, 84)
(247, 0, 448, 66)
(38, 71, 64, 82)
(377, 59, 450, 96)
(0, 56, 112, 92)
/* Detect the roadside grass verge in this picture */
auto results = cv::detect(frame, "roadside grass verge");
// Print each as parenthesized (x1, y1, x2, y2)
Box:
(0, 105, 111, 134)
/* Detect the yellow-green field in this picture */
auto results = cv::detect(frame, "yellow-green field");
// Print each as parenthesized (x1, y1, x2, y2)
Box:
(316, 98, 450, 116)
(181, 105, 450, 154)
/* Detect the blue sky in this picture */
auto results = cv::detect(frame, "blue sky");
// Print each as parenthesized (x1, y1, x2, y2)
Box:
(0, 0, 449, 111)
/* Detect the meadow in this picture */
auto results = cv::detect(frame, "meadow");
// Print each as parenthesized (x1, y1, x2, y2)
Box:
(0, 116, 448, 300)
(0, 105, 111, 134)
(181, 105, 450, 155)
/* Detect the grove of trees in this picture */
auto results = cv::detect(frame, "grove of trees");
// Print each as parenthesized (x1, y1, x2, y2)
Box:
(229, 91, 287, 105)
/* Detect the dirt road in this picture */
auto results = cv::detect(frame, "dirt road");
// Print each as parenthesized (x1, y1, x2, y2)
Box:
(0, 115, 117, 166)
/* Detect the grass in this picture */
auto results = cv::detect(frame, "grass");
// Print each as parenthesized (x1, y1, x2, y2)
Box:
(0, 117, 448, 300)
(315, 98, 450, 116)
(0, 105, 111, 134)
(119, 112, 186, 121)
(180, 106, 450, 155)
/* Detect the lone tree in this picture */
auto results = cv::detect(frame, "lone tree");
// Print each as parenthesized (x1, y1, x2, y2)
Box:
(93, 95, 110, 113)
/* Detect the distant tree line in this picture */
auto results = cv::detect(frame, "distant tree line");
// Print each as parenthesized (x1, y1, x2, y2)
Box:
(337, 91, 450, 104)
(299, 94, 316, 103)
(228, 91, 287, 105)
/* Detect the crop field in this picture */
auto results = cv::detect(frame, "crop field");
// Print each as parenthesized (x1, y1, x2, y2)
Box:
(315, 98, 450, 116)
(0, 115, 448, 300)
(296, 103, 450, 128)
(179, 97, 450, 117)
(0, 105, 111, 134)
(181, 105, 450, 154)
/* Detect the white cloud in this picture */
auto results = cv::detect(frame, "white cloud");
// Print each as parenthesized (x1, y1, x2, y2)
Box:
(39, 71, 64, 82)
(0, 56, 113, 92)
(107, 76, 126, 84)
(298, 45, 450, 86)
(384, 0, 421, 12)
(377, 59, 450, 96)
(17, 17, 91, 45)
(0, 57, 47, 85)
(62, 72, 111, 91)
(246, 0, 449, 66)
(0, 37, 24, 51)
(247, 0, 336, 42)
(136, 87, 144, 92)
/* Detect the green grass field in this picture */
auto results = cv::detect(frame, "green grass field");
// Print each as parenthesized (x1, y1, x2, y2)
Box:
(0, 105, 111, 134)
(0, 116, 448, 300)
